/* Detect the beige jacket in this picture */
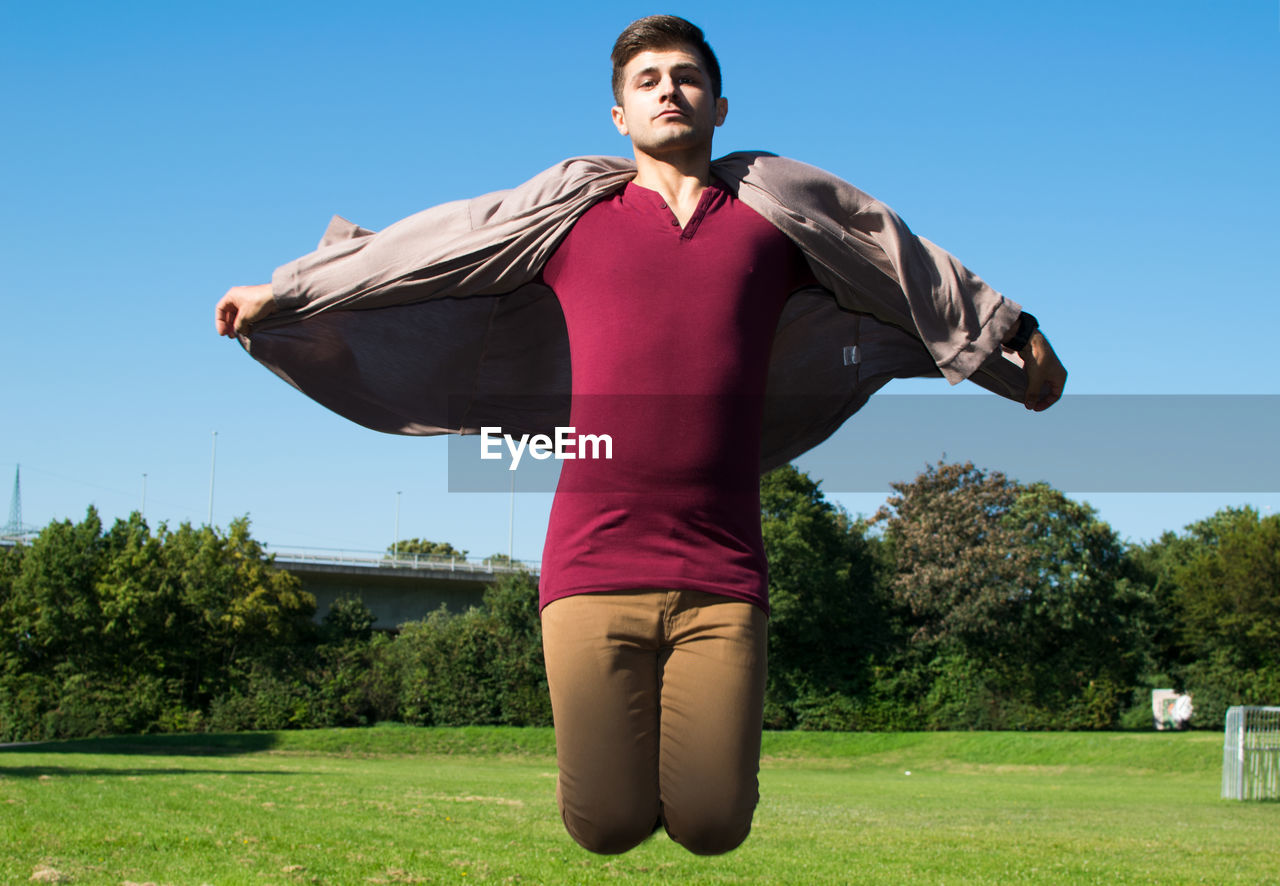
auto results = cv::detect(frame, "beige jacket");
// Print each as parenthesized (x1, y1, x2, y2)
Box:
(245, 152, 1029, 470)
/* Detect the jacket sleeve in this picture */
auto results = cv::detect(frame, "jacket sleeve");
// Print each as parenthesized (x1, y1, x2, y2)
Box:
(722, 152, 1022, 385)
(269, 196, 480, 314)
(236, 157, 640, 438)
(258, 156, 637, 329)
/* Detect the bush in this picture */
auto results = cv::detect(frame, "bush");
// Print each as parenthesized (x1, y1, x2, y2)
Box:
(387, 573, 550, 728)
(309, 634, 396, 727)
(0, 673, 54, 742)
(1179, 657, 1280, 729)
(40, 672, 173, 739)
(1119, 703, 1157, 732)
(793, 690, 859, 731)
(6, 478, 1271, 736)
(1063, 678, 1125, 730)
(208, 668, 315, 732)
(395, 608, 505, 726)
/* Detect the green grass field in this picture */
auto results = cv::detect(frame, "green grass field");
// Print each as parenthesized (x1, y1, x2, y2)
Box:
(2, 726, 1275, 884)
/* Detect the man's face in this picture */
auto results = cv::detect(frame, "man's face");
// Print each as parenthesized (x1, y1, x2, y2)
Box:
(611, 46, 727, 158)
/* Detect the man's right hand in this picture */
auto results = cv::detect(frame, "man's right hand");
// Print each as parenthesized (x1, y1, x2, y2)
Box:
(215, 283, 277, 338)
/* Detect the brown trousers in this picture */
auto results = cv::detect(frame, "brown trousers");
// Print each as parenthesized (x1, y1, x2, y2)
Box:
(541, 589, 768, 856)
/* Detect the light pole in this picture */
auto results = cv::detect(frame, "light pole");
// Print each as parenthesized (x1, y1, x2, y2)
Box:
(207, 431, 217, 527)
(508, 470, 515, 565)
(394, 490, 402, 560)
(141, 473, 147, 519)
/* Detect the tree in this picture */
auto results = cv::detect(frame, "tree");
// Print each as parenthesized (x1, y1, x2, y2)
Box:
(873, 461, 1150, 729)
(311, 595, 392, 728)
(874, 461, 1030, 657)
(759, 465, 887, 728)
(163, 517, 316, 676)
(1, 508, 110, 685)
(480, 571, 551, 725)
(387, 538, 468, 560)
(1137, 507, 1280, 725)
(0, 510, 316, 740)
(0, 538, 25, 609)
(320, 594, 376, 644)
(1000, 483, 1152, 728)
(1130, 507, 1261, 674)
(1171, 508, 1279, 671)
(388, 571, 550, 728)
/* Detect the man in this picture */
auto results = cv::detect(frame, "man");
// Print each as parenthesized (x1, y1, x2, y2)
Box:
(216, 15, 1065, 857)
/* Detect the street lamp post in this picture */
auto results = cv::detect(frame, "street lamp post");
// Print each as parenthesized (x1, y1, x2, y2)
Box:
(394, 491, 402, 561)
(207, 431, 217, 527)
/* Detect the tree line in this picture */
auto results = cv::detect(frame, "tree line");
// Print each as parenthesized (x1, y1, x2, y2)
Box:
(1, 461, 1275, 741)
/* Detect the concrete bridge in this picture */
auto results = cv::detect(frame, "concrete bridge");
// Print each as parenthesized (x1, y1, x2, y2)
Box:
(268, 547, 540, 631)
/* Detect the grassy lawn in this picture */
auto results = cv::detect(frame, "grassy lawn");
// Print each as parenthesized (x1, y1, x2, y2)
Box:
(2, 726, 1275, 884)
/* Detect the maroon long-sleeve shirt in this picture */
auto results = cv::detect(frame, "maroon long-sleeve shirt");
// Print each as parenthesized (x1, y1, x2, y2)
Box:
(537, 179, 814, 613)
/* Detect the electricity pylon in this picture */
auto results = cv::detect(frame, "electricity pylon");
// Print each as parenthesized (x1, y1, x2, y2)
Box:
(3, 464, 36, 541)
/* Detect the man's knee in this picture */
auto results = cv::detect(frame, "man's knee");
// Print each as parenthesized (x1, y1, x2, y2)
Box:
(662, 806, 754, 856)
(560, 806, 660, 855)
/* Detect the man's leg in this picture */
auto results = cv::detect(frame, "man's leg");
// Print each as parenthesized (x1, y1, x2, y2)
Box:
(541, 591, 663, 855)
(657, 590, 768, 855)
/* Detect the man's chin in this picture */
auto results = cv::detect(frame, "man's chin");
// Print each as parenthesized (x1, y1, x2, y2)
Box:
(635, 131, 710, 156)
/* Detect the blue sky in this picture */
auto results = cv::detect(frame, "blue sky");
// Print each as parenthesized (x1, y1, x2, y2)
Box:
(4, 0, 1277, 560)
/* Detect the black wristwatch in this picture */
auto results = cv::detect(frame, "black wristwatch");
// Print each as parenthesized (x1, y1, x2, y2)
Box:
(1002, 311, 1039, 353)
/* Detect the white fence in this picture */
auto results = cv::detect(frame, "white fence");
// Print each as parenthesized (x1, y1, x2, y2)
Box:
(1222, 706, 1280, 800)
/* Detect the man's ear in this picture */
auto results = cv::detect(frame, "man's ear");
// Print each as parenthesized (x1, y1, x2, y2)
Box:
(715, 96, 728, 127)
(611, 104, 629, 136)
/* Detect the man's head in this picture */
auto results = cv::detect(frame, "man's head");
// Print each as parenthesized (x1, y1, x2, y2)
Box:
(610, 15, 727, 161)
(610, 15, 721, 105)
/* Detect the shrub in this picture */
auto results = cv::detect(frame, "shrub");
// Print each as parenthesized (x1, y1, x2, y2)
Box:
(793, 690, 859, 732)
(208, 668, 315, 732)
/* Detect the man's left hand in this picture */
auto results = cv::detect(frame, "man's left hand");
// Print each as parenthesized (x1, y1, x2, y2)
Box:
(1019, 331, 1066, 412)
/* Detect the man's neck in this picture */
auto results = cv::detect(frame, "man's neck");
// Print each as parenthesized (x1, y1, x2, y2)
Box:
(631, 148, 713, 227)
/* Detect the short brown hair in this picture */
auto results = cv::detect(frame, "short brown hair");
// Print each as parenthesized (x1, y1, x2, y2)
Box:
(610, 15, 722, 104)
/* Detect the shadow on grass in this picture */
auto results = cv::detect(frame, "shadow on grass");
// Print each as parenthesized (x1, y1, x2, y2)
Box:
(0, 731, 280, 757)
(0, 764, 303, 780)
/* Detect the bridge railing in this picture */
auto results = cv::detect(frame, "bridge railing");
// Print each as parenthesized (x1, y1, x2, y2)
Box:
(265, 545, 540, 575)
